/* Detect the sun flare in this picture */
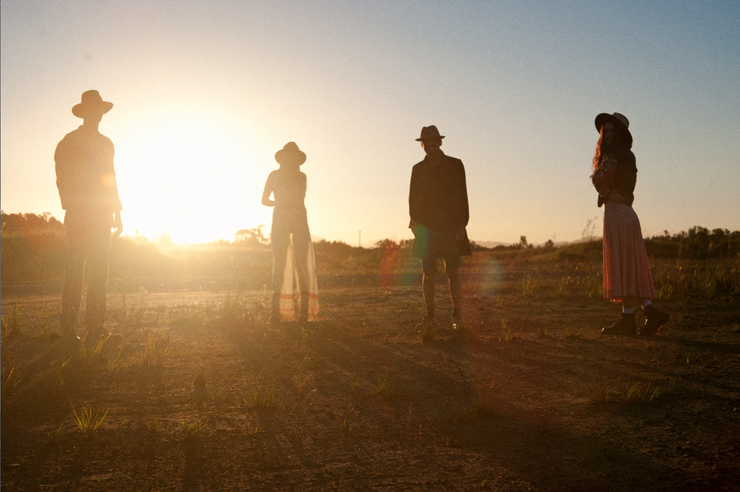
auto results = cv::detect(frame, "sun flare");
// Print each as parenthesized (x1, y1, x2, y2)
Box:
(113, 108, 273, 244)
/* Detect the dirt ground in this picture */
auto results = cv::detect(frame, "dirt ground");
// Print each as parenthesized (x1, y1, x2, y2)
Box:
(2, 273, 740, 491)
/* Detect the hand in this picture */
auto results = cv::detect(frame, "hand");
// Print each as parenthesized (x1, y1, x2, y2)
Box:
(113, 212, 123, 237)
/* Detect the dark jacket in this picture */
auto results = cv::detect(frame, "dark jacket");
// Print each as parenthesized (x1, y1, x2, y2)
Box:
(409, 152, 469, 232)
(593, 146, 637, 207)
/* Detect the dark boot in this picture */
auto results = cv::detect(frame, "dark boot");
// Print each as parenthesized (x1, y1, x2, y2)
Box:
(416, 314, 436, 344)
(601, 312, 636, 336)
(641, 305, 670, 336)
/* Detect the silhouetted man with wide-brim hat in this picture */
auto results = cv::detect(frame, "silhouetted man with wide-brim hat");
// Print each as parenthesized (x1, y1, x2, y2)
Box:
(55, 90, 123, 342)
(409, 125, 471, 343)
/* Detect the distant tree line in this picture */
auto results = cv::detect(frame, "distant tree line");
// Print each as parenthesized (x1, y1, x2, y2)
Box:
(2, 212, 738, 288)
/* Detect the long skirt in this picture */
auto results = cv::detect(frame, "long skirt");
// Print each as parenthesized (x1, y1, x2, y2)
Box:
(271, 210, 320, 320)
(602, 202, 656, 301)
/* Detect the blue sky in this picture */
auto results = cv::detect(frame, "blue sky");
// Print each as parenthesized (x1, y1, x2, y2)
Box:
(2, 0, 739, 245)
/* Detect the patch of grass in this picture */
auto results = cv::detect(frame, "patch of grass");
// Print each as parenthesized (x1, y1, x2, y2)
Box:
(143, 333, 171, 367)
(731, 323, 740, 334)
(72, 405, 110, 438)
(181, 417, 208, 440)
(1, 303, 22, 342)
(244, 386, 275, 409)
(373, 376, 393, 399)
(1, 365, 25, 401)
(107, 346, 123, 376)
(592, 376, 678, 404)
(498, 318, 512, 343)
(521, 275, 538, 297)
(45, 423, 64, 445)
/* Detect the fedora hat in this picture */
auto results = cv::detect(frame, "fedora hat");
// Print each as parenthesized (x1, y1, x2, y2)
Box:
(72, 90, 113, 118)
(595, 112, 632, 144)
(275, 142, 306, 166)
(415, 125, 445, 142)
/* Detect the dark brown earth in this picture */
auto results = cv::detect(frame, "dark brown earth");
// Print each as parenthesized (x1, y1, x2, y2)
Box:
(2, 268, 740, 491)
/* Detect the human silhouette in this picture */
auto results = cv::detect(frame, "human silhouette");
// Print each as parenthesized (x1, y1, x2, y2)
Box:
(409, 125, 471, 343)
(261, 142, 319, 325)
(55, 90, 123, 342)
(591, 113, 670, 336)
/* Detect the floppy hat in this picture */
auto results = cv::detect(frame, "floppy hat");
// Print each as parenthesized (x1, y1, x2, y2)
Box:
(595, 112, 632, 144)
(275, 142, 307, 166)
(415, 125, 445, 141)
(72, 90, 113, 118)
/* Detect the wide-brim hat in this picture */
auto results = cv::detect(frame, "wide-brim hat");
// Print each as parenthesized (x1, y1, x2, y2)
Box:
(275, 142, 306, 166)
(595, 112, 632, 144)
(415, 125, 445, 142)
(72, 90, 113, 118)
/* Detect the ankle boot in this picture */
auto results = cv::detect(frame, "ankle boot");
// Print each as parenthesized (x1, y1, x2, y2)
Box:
(641, 305, 670, 336)
(602, 312, 636, 336)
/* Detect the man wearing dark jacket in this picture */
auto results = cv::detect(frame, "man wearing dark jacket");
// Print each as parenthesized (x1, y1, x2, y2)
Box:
(409, 125, 470, 342)
(55, 90, 123, 342)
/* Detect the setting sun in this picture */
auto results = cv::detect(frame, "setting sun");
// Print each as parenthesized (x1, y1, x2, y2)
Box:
(113, 107, 273, 244)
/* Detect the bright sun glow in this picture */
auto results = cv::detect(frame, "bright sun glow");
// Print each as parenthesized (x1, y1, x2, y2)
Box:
(113, 108, 273, 244)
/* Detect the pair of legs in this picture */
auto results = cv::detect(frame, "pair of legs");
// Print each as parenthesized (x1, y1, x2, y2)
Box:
(270, 212, 311, 321)
(421, 260, 462, 322)
(60, 211, 113, 337)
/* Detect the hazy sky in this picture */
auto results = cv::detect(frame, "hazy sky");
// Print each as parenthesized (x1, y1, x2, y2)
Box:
(2, 0, 739, 245)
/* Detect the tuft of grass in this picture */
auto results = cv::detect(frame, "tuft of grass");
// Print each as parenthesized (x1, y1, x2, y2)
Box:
(521, 275, 538, 297)
(72, 405, 110, 438)
(45, 423, 64, 445)
(2, 365, 25, 401)
(373, 376, 393, 399)
(592, 376, 677, 404)
(181, 418, 208, 440)
(143, 333, 171, 367)
(731, 323, 740, 334)
(244, 386, 275, 409)
(1, 303, 22, 342)
(107, 346, 123, 376)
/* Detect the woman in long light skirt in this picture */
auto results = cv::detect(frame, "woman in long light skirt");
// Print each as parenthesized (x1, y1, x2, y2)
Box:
(591, 113, 670, 336)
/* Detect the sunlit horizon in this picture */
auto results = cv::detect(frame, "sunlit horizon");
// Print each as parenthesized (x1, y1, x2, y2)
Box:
(2, 1, 739, 247)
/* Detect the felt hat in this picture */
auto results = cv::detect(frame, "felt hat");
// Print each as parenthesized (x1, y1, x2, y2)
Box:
(275, 142, 306, 166)
(595, 112, 632, 144)
(415, 125, 445, 142)
(72, 90, 113, 118)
